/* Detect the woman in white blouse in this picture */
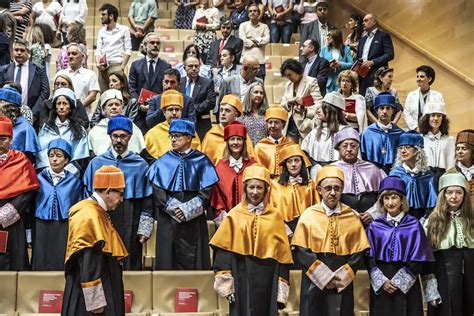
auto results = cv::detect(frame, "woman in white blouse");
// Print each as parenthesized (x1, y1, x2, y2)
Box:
(419, 101, 455, 183)
(337, 70, 367, 132)
(192, 0, 219, 63)
(59, 0, 88, 43)
(31, 0, 63, 32)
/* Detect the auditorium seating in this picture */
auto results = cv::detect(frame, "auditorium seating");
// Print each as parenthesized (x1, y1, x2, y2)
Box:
(0, 272, 17, 316)
(123, 271, 153, 315)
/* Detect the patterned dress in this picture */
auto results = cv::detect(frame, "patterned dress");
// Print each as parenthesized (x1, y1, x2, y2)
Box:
(174, 0, 196, 29)
(237, 113, 268, 146)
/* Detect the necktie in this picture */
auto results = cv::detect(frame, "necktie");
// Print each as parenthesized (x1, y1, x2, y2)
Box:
(186, 79, 192, 97)
(217, 39, 226, 65)
(390, 220, 398, 227)
(148, 60, 155, 80)
(117, 155, 123, 161)
(15, 64, 23, 83)
(274, 140, 279, 144)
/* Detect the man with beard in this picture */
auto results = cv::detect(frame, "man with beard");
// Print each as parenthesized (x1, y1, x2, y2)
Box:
(84, 115, 153, 270)
(331, 127, 386, 224)
(95, 4, 132, 91)
(360, 93, 404, 174)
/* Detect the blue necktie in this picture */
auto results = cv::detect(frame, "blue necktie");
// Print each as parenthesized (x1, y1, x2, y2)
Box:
(186, 79, 192, 97)
(15, 64, 23, 83)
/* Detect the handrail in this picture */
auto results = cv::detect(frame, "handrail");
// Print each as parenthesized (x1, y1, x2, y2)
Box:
(343, 1, 474, 86)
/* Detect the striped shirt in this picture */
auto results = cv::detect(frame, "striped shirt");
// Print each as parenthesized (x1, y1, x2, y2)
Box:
(10, 0, 33, 40)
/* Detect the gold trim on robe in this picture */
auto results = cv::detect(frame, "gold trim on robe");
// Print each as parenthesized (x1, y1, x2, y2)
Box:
(270, 179, 316, 222)
(144, 121, 201, 159)
(291, 204, 370, 255)
(210, 202, 294, 264)
(254, 137, 295, 177)
(65, 200, 128, 263)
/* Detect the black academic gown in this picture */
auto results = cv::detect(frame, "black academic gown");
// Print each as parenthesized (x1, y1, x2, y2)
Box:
(214, 249, 289, 316)
(62, 244, 125, 316)
(152, 186, 212, 270)
(0, 191, 34, 271)
(293, 247, 366, 316)
(428, 248, 474, 316)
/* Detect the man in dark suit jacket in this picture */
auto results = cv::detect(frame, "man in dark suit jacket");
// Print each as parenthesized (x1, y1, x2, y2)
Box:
(180, 56, 216, 139)
(300, 2, 331, 53)
(0, 39, 50, 115)
(205, 16, 243, 68)
(146, 68, 196, 130)
(129, 33, 171, 132)
(356, 14, 394, 95)
(301, 38, 331, 96)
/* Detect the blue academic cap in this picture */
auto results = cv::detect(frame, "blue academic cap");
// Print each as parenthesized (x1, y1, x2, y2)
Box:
(169, 119, 195, 137)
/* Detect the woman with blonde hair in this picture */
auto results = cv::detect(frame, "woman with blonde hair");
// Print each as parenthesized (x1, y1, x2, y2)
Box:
(337, 70, 367, 132)
(25, 24, 46, 66)
(423, 172, 473, 316)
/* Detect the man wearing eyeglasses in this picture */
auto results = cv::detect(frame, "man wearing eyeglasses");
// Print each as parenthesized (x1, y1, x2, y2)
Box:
(56, 43, 100, 116)
(291, 165, 370, 316)
(146, 119, 219, 270)
(62, 165, 129, 314)
(331, 128, 386, 224)
(83, 115, 153, 270)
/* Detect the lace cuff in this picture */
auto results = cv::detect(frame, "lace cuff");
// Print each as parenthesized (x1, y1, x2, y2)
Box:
(213, 210, 228, 227)
(277, 277, 290, 306)
(137, 213, 154, 238)
(392, 267, 416, 294)
(421, 274, 442, 303)
(334, 264, 355, 293)
(0, 203, 21, 228)
(81, 278, 107, 311)
(306, 259, 335, 290)
(214, 271, 234, 298)
(179, 197, 204, 221)
(369, 267, 389, 294)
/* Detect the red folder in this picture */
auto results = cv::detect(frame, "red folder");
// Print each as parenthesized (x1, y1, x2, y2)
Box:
(0, 231, 7, 253)
(138, 89, 158, 104)
(164, 46, 175, 53)
(274, 5, 285, 13)
(124, 290, 133, 313)
(351, 60, 369, 78)
(302, 95, 314, 107)
(38, 290, 63, 313)
(175, 288, 198, 312)
(345, 99, 356, 113)
(196, 15, 208, 24)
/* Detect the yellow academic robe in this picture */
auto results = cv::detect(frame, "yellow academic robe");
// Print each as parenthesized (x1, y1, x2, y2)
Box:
(270, 179, 316, 222)
(254, 137, 295, 177)
(201, 124, 255, 165)
(144, 121, 201, 159)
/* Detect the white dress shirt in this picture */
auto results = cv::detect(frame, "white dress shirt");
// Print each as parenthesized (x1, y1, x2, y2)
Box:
(14, 60, 29, 105)
(318, 21, 329, 48)
(91, 192, 108, 211)
(55, 117, 70, 135)
(387, 212, 404, 226)
(362, 28, 377, 61)
(96, 23, 132, 64)
(321, 201, 341, 216)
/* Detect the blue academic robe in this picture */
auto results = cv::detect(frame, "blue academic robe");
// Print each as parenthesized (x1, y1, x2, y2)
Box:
(360, 123, 403, 168)
(11, 117, 41, 154)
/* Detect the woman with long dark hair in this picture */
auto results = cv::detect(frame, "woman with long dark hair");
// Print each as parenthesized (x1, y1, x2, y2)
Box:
(344, 13, 363, 58)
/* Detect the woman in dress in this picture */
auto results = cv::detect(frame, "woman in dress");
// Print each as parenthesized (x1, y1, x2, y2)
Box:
(31, 0, 62, 33)
(319, 29, 353, 93)
(237, 81, 268, 146)
(174, 0, 199, 29)
(212, 47, 241, 94)
(337, 69, 367, 132)
(366, 176, 435, 316)
(59, 0, 88, 44)
(210, 122, 255, 225)
(210, 164, 293, 315)
(192, 0, 219, 62)
(424, 172, 474, 316)
(344, 13, 363, 59)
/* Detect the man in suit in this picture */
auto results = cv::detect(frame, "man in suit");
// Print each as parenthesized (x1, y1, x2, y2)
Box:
(181, 56, 216, 140)
(300, 1, 331, 52)
(205, 16, 243, 68)
(0, 39, 50, 117)
(301, 38, 330, 96)
(356, 13, 394, 95)
(146, 68, 196, 130)
(129, 32, 171, 132)
(218, 55, 263, 105)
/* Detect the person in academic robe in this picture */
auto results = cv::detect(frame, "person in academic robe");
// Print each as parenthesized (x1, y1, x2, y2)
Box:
(36, 88, 89, 173)
(32, 139, 84, 271)
(270, 144, 315, 237)
(254, 105, 295, 178)
(300, 91, 349, 179)
(210, 121, 255, 226)
(0, 87, 41, 163)
(360, 93, 404, 174)
(447, 129, 474, 206)
(291, 165, 370, 316)
(88, 89, 146, 157)
(419, 101, 455, 185)
(61, 165, 129, 315)
(210, 164, 293, 316)
(144, 90, 201, 161)
(366, 176, 436, 316)
(201, 94, 255, 165)
(146, 119, 219, 270)
(389, 131, 438, 220)
(331, 127, 386, 224)
(84, 115, 153, 270)
(423, 172, 474, 316)
(0, 116, 39, 271)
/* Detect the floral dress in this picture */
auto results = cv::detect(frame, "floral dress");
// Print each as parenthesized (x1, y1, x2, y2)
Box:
(192, 7, 220, 57)
(175, 0, 196, 29)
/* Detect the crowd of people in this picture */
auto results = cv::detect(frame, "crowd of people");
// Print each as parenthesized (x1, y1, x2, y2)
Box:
(0, 0, 472, 315)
